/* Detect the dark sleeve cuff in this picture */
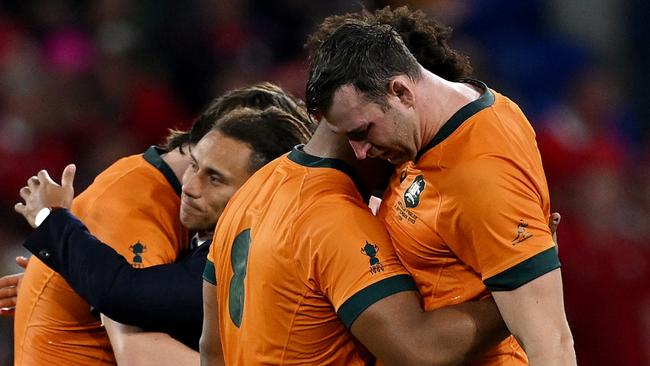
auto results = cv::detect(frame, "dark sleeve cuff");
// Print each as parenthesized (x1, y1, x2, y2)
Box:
(23, 208, 84, 273)
(337, 274, 417, 328)
(203, 259, 216, 285)
(484, 246, 561, 291)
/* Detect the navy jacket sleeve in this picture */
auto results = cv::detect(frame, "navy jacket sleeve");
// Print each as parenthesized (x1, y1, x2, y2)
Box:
(23, 208, 208, 349)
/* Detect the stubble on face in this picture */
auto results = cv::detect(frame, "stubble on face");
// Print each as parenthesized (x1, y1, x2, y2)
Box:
(326, 84, 420, 165)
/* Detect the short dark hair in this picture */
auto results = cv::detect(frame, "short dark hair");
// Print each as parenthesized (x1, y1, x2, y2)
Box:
(305, 6, 472, 82)
(306, 20, 422, 115)
(165, 82, 314, 152)
(212, 107, 312, 172)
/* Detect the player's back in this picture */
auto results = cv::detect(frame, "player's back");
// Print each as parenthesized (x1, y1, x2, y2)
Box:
(209, 149, 412, 365)
(15, 147, 187, 365)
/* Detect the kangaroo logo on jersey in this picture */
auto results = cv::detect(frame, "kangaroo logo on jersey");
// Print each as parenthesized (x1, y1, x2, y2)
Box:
(129, 241, 147, 268)
(404, 175, 425, 208)
(361, 242, 384, 274)
(512, 219, 533, 244)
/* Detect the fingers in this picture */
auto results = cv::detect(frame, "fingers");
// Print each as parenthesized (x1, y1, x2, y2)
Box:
(0, 273, 21, 309)
(549, 211, 561, 247)
(37, 169, 55, 185)
(0, 273, 20, 288)
(27, 175, 40, 190)
(14, 202, 26, 215)
(19, 186, 30, 201)
(0, 290, 17, 308)
(16, 256, 29, 269)
(14, 202, 36, 228)
(27, 175, 40, 186)
(549, 212, 561, 234)
(551, 212, 561, 224)
(61, 164, 76, 190)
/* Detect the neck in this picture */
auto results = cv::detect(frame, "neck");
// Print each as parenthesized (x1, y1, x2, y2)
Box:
(417, 71, 481, 150)
(303, 121, 389, 200)
(160, 147, 191, 182)
(302, 121, 357, 165)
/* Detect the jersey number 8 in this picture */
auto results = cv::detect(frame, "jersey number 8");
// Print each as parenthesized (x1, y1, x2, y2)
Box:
(229, 229, 252, 328)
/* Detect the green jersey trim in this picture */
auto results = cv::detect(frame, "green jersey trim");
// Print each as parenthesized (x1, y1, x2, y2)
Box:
(203, 259, 216, 285)
(417, 79, 495, 160)
(337, 274, 417, 328)
(484, 246, 561, 291)
(288, 146, 365, 197)
(143, 146, 182, 196)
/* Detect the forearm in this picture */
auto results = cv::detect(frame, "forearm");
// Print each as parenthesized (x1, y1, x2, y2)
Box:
(95, 254, 205, 338)
(420, 298, 510, 365)
(103, 316, 199, 366)
(23, 208, 130, 307)
(200, 281, 224, 366)
(23, 209, 204, 344)
(351, 291, 509, 366)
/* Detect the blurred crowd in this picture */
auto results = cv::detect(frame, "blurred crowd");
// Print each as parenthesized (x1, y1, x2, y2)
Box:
(1, 0, 649, 364)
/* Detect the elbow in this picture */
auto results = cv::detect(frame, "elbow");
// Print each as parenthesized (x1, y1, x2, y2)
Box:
(520, 326, 576, 364)
(199, 333, 221, 364)
(198, 333, 209, 357)
(556, 327, 576, 359)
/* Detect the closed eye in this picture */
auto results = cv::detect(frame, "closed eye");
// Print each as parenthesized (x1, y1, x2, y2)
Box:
(190, 160, 198, 172)
(347, 125, 370, 141)
(210, 174, 224, 185)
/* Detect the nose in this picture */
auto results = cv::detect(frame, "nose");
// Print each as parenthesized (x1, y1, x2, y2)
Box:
(182, 170, 200, 198)
(349, 140, 372, 160)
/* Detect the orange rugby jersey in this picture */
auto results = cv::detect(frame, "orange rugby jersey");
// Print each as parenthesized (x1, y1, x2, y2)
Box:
(379, 80, 560, 365)
(204, 148, 416, 365)
(15, 146, 188, 365)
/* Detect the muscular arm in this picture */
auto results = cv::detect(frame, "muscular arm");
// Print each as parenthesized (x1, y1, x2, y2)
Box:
(357, 216, 568, 365)
(22, 208, 205, 347)
(492, 268, 576, 365)
(103, 315, 199, 366)
(199, 280, 224, 366)
(351, 291, 509, 366)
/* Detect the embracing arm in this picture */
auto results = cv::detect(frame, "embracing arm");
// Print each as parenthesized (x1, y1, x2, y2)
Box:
(344, 214, 566, 365)
(0, 273, 21, 316)
(200, 280, 224, 366)
(103, 315, 199, 366)
(0, 256, 28, 316)
(22, 208, 205, 344)
(492, 268, 575, 365)
(0, 273, 21, 311)
(351, 290, 508, 366)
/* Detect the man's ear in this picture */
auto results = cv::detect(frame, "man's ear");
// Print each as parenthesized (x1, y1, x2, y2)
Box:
(388, 76, 415, 108)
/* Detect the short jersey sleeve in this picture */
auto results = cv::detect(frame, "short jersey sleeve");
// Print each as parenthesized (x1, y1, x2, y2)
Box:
(71, 173, 186, 268)
(440, 157, 559, 291)
(297, 195, 416, 328)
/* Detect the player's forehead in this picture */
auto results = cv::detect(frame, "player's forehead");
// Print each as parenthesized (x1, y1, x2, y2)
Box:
(327, 85, 377, 130)
(191, 131, 253, 175)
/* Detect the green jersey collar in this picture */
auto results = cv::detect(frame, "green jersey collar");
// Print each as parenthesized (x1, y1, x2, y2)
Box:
(143, 146, 182, 196)
(417, 79, 495, 160)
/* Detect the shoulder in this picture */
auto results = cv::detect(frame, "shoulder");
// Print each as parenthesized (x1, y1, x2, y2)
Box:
(77, 155, 176, 205)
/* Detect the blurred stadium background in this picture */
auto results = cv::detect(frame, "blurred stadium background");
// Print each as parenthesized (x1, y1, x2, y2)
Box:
(1, 0, 648, 364)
